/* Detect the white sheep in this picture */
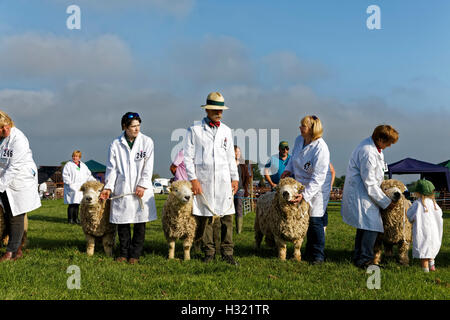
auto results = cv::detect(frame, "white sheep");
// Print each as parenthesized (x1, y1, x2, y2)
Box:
(255, 177, 310, 261)
(162, 180, 197, 260)
(79, 181, 116, 256)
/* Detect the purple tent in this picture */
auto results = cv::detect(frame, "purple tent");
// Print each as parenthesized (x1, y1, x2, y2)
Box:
(388, 157, 450, 191)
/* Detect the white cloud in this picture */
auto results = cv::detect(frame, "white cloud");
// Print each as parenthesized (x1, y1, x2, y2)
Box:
(0, 89, 55, 116)
(0, 33, 134, 82)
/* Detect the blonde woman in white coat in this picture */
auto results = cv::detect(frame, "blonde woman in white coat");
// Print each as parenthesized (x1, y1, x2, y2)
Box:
(407, 179, 443, 272)
(341, 125, 398, 268)
(0, 111, 41, 262)
(100, 112, 157, 265)
(62, 150, 96, 224)
(281, 115, 332, 265)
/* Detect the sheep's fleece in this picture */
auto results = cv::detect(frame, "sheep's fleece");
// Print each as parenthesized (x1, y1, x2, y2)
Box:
(255, 177, 310, 261)
(374, 179, 412, 265)
(162, 180, 196, 260)
(79, 181, 116, 256)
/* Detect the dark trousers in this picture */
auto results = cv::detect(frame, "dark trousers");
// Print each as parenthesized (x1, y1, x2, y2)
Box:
(0, 192, 25, 253)
(234, 196, 243, 218)
(117, 223, 146, 259)
(353, 228, 379, 267)
(196, 215, 234, 257)
(67, 204, 79, 223)
(305, 217, 326, 262)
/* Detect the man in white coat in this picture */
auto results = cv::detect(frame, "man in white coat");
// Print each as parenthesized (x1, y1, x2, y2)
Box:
(0, 111, 41, 262)
(341, 125, 398, 269)
(62, 150, 96, 224)
(100, 112, 157, 264)
(184, 92, 239, 265)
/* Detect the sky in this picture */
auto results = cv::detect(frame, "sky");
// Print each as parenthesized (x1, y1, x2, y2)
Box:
(0, 0, 449, 184)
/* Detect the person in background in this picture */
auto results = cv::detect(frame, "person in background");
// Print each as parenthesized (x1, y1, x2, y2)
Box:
(234, 145, 251, 234)
(340, 125, 398, 269)
(323, 162, 336, 234)
(407, 179, 443, 272)
(62, 150, 96, 224)
(0, 110, 41, 262)
(170, 149, 187, 182)
(100, 112, 157, 265)
(264, 141, 290, 190)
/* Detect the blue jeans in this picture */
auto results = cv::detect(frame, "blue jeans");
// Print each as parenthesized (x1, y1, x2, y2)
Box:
(305, 217, 325, 262)
(353, 229, 379, 267)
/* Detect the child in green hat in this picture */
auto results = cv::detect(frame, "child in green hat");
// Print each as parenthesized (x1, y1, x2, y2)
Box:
(407, 179, 443, 272)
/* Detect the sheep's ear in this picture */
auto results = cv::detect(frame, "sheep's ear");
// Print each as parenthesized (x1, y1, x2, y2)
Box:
(166, 187, 171, 193)
(298, 184, 305, 192)
(80, 184, 85, 192)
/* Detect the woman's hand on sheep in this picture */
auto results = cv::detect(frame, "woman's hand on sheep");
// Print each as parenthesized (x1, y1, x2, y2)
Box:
(100, 189, 111, 201)
(135, 186, 146, 198)
(191, 179, 203, 195)
(281, 170, 292, 179)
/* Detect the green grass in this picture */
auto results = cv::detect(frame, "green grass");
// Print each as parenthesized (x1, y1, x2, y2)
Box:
(0, 197, 448, 300)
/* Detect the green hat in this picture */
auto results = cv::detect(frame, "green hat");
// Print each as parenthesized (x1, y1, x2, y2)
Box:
(415, 179, 435, 196)
(279, 141, 289, 149)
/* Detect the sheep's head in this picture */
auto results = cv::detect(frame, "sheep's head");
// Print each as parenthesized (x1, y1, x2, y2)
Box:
(276, 177, 305, 204)
(80, 180, 104, 205)
(381, 179, 406, 203)
(169, 180, 193, 203)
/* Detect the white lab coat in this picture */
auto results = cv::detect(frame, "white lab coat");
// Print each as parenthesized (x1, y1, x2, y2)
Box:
(0, 127, 41, 216)
(341, 137, 391, 232)
(407, 198, 443, 259)
(104, 132, 157, 224)
(184, 119, 239, 217)
(62, 160, 96, 204)
(284, 135, 332, 217)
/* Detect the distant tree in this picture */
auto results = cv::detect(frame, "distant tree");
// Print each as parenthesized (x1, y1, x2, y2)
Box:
(334, 175, 345, 188)
(60, 161, 68, 167)
(152, 174, 161, 181)
(252, 164, 263, 182)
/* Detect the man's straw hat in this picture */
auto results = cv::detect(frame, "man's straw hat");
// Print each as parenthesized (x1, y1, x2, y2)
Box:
(201, 92, 229, 110)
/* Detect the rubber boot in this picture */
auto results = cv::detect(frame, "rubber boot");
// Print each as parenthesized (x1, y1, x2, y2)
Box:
(67, 207, 73, 224)
(235, 216, 243, 234)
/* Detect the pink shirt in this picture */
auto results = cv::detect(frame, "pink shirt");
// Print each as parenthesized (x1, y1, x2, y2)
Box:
(173, 150, 188, 181)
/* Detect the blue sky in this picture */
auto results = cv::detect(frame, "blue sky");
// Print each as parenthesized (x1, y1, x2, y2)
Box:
(0, 0, 449, 181)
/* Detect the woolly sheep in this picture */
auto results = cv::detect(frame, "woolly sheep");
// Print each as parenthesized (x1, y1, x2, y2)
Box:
(162, 180, 197, 260)
(374, 179, 412, 266)
(79, 181, 116, 256)
(255, 177, 310, 261)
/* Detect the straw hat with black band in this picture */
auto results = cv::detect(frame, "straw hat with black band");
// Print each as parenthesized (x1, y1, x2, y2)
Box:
(201, 92, 229, 110)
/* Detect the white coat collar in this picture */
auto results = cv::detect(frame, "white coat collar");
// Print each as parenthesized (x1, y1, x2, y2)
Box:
(120, 131, 142, 149)
(369, 137, 384, 160)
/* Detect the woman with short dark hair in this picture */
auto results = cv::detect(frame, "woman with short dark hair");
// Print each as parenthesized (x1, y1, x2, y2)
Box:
(100, 112, 157, 264)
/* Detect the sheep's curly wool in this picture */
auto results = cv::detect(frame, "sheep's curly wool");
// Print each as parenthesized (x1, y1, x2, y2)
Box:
(79, 181, 115, 256)
(162, 180, 196, 260)
(374, 179, 412, 265)
(255, 177, 310, 261)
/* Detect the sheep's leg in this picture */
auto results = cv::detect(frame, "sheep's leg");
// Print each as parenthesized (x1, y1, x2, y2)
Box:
(102, 233, 114, 257)
(168, 239, 176, 260)
(254, 230, 263, 250)
(293, 239, 303, 262)
(398, 241, 410, 266)
(373, 236, 383, 265)
(183, 239, 192, 261)
(275, 237, 287, 261)
(86, 234, 95, 256)
(384, 242, 394, 259)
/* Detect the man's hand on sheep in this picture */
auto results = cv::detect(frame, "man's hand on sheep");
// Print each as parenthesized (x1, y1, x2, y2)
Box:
(135, 186, 145, 198)
(291, 193, 303, 204)
(99, 189, 111, 201)
(231, 180, 239, 195)
(191, 179, 203, 195)
(280, 170, 292, 179)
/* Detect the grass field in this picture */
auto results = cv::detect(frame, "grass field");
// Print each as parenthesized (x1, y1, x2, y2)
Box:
(0, 196, 448, 300)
